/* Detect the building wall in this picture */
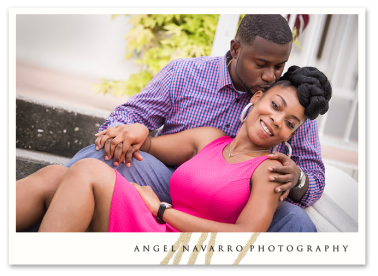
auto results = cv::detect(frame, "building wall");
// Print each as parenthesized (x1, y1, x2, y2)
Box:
(16, 14, 139, 80)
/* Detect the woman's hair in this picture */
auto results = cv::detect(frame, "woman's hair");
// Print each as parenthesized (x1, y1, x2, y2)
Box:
(235, 14, 293, 46)
(270, 65, 332, 120)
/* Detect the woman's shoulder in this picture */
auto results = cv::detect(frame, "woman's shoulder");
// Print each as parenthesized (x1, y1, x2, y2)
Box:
(251, 158, 282, 182)
(195, 126, 227, 136)
(192, 127, 229, 152)
(195, 126, 227, 141)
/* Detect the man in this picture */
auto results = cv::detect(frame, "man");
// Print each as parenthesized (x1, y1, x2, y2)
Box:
(20, 14, 321, 232)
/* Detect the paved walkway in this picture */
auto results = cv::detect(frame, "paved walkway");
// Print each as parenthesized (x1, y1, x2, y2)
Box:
(16, 62, 130, 115)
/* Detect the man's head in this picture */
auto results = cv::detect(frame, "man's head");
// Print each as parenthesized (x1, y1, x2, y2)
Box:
(235, 14, 293, 46)
(228, 14, 293, 96)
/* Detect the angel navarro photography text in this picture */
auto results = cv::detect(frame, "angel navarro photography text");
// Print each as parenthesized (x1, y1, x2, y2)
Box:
(134, 244, 349, 253)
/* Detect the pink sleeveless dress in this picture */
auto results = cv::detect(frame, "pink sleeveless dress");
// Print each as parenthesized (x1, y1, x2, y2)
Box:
(108, 136, 269, 232)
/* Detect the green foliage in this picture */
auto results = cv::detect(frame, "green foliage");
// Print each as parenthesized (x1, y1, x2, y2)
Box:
(96, 14, 300, 97)
(96, 14, 219, 97)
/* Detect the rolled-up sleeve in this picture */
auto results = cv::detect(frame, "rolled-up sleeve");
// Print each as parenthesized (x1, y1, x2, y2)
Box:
(99, 62, 175, 132)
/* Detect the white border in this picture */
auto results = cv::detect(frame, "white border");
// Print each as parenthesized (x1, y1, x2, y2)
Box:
(9, 7, 366, 266)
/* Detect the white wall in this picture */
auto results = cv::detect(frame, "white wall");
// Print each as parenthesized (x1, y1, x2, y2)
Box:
(16, 14, 139, 80)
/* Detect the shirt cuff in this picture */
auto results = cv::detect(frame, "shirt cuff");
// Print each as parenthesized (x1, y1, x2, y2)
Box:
(108, 121, 126, 128)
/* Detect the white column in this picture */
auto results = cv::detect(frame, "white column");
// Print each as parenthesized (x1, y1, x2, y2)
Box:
(305, 15, 326, 66)
(343, 83, 358, 142)
(288, 14, 297, 31)
(319, 14, 353, 136)
(211, 14, 240, 57)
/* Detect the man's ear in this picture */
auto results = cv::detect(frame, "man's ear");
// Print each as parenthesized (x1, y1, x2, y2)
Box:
(230, 39, 241, 59)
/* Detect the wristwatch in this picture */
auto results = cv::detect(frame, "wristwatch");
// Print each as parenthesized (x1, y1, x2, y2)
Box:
(294, 167, 306, 189)
(156, 202, 172, 224)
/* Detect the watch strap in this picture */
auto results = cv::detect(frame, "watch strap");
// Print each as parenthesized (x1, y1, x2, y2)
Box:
(156, 202, 172, 224)
(294, 167, 306, 189)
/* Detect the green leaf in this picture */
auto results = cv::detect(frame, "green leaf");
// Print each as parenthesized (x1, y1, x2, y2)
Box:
(102, 14, 220, 96)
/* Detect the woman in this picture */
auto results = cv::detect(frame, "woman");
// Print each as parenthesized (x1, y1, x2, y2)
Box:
(16, 65, 331, 232)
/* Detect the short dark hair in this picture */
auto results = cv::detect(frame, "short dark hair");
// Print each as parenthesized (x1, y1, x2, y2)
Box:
(270, 66, 332, 120)
(235, 14, 293, 46)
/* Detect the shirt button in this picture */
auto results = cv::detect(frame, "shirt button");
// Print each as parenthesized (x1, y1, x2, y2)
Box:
(225, 124, 230, 128)
(236, 99, 240, 103)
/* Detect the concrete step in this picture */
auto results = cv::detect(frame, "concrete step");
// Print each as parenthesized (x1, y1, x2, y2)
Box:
(16, 148, 71, 180)
(16, 95, 108, 158)
(16, 96, 159, 180)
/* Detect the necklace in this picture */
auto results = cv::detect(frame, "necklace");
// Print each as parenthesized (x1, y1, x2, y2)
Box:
(227, 59, 232, 68)
(228, 140, 269, 158)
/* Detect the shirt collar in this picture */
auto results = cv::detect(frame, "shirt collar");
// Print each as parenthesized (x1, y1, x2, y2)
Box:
(217, 51, 235, 92)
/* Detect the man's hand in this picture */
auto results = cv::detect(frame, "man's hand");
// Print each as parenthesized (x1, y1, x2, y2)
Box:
(95, 123, 149, 167)
(267, 152, 301, 201)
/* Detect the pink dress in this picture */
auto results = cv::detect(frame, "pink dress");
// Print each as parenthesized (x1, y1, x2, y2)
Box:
(108, 136, 269, 232)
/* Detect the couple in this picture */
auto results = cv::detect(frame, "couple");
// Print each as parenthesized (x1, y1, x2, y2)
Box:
(16, 14, 331, 232)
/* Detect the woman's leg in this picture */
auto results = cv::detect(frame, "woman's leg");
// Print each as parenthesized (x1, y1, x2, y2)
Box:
(38, 158, 116, 232)
(16, 165, 68, 231)
(65, 145, 175, 203)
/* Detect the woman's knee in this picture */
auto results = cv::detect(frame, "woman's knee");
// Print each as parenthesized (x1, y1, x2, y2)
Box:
(33, 165, 68, 191)
(38, 165, 67, 179)
(69, 158, 109, 174)
(17, 165, 68, 208)
(67, 158, 115, 189)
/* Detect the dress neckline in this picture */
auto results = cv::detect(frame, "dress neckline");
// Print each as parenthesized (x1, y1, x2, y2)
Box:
(220, 137, 268, 166)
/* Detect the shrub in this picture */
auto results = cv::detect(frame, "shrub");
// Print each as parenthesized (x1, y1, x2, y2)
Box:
(96, 14, 219, 97)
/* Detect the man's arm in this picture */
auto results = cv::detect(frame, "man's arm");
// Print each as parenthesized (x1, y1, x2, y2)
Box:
(99, 61, 175, 131)
(95, 61, 176, 166)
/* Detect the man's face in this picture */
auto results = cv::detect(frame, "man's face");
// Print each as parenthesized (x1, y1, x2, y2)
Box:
(229, 36, 292, 96)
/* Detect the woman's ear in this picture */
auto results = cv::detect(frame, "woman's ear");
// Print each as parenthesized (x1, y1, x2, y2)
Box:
(285, 119, 307, 142)
(284, 131, 296, 143)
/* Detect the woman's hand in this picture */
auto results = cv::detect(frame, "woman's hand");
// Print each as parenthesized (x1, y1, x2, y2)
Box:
(94, 123, 149, 167)
(130, 183, 160, 217)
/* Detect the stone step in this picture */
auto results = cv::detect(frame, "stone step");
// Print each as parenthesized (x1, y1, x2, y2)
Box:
(16, 96, 160, 179)
(16, 95, 108, 158)
(16, 148, 71, 180)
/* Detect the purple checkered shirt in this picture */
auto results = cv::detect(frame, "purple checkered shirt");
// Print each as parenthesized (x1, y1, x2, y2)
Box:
(100, 51, 325, 208)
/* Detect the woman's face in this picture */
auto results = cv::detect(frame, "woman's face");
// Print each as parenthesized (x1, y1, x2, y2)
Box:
(246, 85, 307, 149)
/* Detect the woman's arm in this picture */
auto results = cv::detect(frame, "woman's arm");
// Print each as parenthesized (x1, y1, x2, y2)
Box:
(139, 127, 227, 167)
(132, 159, 283, 232)
(234, 159, 283, 231)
